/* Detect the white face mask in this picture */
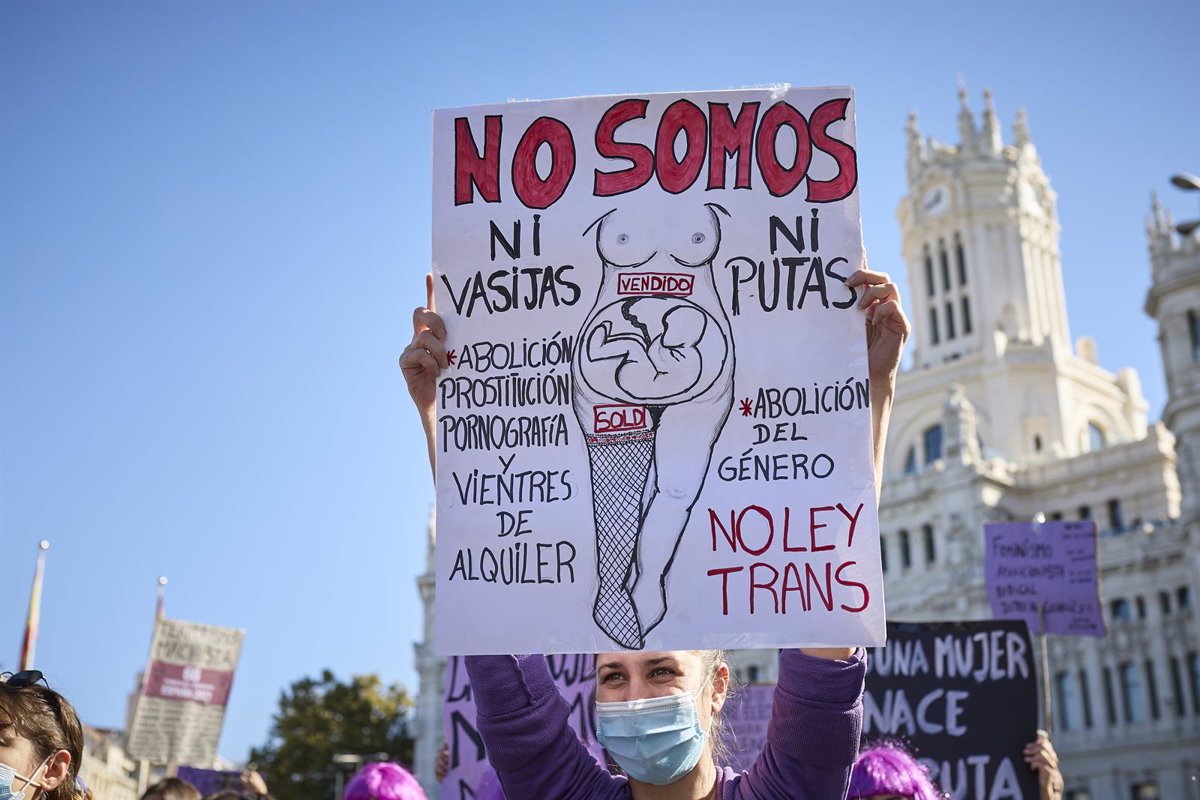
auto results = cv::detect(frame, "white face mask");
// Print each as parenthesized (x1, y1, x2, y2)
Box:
(0, 755, 50, 800)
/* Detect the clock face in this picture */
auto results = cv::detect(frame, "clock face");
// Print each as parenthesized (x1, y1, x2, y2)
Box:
(922, 185, 950, 217)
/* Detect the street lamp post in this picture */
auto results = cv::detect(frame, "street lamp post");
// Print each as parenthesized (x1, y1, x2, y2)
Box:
(1170, 172, 1200, 236)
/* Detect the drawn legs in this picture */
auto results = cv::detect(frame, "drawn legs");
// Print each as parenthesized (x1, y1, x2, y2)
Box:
(630, 397, 731, 635)
(586, 431, 655, 650)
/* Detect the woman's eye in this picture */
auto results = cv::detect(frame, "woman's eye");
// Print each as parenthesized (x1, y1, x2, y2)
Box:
(691, 232, 705, 244)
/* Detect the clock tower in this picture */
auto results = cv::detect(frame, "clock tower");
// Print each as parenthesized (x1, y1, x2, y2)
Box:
(898, 86, 1069, 368)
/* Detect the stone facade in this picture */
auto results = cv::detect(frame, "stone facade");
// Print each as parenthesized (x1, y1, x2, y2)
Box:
(412, 89, 1200, 800)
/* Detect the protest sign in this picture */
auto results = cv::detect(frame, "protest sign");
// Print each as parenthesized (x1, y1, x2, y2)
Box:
(721, 683, 775, 773)
(433, 86, 882, 653)
(985, 520, 1105, 636)
(441, 654, 605, 799)
(126, 618, 244, 766)
(864, 621, 1039, 800)
(175, 768, 243, 796)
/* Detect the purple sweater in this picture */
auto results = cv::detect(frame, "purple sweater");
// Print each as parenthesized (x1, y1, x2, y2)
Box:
(463, 649, 865, 799)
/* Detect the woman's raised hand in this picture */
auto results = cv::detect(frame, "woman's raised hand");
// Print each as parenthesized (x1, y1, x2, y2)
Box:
(846, 266, 910, 384)
(400, 273, 448, 476)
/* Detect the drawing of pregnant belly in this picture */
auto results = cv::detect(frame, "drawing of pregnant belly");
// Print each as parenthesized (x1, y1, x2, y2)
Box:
(577, 297, 729, 406)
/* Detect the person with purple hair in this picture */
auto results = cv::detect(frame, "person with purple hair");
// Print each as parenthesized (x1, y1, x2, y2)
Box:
(343, 763, 427, 800)
(849, 734, 1063, 800)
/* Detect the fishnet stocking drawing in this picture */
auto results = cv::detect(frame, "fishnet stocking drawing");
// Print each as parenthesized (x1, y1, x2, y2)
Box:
(587, 431, 654, 650)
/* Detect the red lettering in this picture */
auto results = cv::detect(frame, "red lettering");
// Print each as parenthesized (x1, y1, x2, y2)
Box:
(736, 505, 774, 556)
(454, 116, 502, 205)
(755, 102, 812, 198)
(809, 505, 837, 552)
(707, 566, 744, 615)
(783, 506, 808, 552)
(594, 99, 654, 197)
(710, 509, 736, 553)
(837, 501, 865, 547)
(806, 98, 858, 203)
(512, 117, 575, 210)
(781, 562, 805, 613)
(835, 560, 869, 612)
(749, 562, 780, 614)
(655, 100, 707, 194)
(707, 102, 759, 190)
(805, 562, 834, 610)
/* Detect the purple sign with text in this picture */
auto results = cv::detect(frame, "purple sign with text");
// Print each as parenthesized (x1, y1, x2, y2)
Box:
(441, 654, 605, 800)
(722, 684, 775, 773)
(984, 520, 1105, 636)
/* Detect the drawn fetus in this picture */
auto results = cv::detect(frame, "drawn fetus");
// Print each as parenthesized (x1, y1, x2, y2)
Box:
(571, 203, 735, 649)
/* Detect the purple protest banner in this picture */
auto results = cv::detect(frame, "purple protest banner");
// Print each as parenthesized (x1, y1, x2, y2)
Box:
(175, 767, 243, 796)
(441, 654, 605, 800)
(721, 684, 775, 773)
(984, 520, 1105, 636)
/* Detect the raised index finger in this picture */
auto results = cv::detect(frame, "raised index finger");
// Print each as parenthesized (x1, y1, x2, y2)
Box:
(426, 271, 436, 313)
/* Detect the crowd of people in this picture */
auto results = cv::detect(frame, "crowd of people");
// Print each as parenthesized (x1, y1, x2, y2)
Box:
(0, 267, 1064, 800)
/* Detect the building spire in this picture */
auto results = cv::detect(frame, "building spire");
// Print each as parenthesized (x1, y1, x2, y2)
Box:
(957, 78, 976, 152)
(981, 88, 1002, 154)
(906, 110, 924, 179)
(1013, 107, 1031, 148)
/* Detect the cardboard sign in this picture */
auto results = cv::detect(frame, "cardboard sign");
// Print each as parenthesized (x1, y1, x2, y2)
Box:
(441, 654, 605, 800)
(985, 520, 1105, 636)
(126, 618, 244, 766)
(721, 683, 775, 773)
(432, 86, 882, 653)
(175, 768, 244, 796)
(864, 621, 1039, 800)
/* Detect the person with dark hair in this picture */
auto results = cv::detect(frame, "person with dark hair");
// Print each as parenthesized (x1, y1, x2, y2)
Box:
(141, 779, 201, 800)
(402, 266, 910, 799)
(0, 671, 84, 800)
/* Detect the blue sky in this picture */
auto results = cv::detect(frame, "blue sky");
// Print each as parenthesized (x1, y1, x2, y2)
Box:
(2, 0, 1196, 763)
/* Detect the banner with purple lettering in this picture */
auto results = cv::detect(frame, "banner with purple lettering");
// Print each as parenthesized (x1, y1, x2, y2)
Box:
(864, 621, 1039, 800)
(432, 87, 883, 654)
(440, 654, 605, 800)
(984, 520, 1105, 636)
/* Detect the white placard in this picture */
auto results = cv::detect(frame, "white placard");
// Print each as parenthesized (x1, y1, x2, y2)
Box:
(433, 86, 882, 654)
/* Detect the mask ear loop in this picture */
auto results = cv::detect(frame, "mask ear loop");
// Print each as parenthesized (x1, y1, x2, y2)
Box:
(21, 751, 59, 798)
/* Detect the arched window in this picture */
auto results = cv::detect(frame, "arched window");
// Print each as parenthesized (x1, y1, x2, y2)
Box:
(1189, 309, 1200, 362)
(922, 524, 936, 563)
(746, 665, 760, 683)
(903, 446, 917, 475)
(1110, 598, 1131, 622)
(1108, 498, 1125, 532)
(955, 232, 968, 285)
(938, 239, 951, 292)
(930, 307, 940, 345)
(924, 245, 935, 298)
(899, 530, 912, 569)
(1119, 662, 1146, 723)
(961, 296, 973, 334)
(923, 424, 944, 464)
(1034, 434, 1043, 453)
(945, 301, 956, 339)
(1088, 422, 1106, 452)
(880, 536, 889, 574)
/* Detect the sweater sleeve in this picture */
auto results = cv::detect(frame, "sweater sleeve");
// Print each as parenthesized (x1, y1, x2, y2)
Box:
(734, 648, 865, 800)
(463, 654, 623, 800)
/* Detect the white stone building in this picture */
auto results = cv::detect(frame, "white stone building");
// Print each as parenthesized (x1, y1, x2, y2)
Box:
(79, 726, 138, 800)
(412, 90, 1200, 800)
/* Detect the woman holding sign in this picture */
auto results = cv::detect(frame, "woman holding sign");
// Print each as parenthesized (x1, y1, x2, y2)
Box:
(402, 265, 908, 799)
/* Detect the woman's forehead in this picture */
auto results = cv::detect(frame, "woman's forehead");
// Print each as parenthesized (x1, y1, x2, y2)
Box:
(595, 650, 701, 670)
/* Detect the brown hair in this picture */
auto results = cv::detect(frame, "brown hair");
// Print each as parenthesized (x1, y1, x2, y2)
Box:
(693, 649, 737, 767)
(141, 778, 203, 800)
(0, 682, 85, 800)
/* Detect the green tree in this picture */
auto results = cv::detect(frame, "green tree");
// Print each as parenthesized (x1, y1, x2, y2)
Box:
(249, 670, 415, 800)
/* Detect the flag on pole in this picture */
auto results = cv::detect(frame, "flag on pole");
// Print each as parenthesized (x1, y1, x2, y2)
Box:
(19, 541, 49, 672)
(156, 576, 168, 622)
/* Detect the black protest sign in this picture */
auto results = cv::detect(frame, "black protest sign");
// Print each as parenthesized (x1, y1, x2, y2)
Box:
(865, 620, 1039, 800)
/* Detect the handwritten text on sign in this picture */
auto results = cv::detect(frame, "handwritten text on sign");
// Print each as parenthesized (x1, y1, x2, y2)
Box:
(434, 87, 882, 654)
(984, 521, 1105, 636)
(865, 621, 1040, 800)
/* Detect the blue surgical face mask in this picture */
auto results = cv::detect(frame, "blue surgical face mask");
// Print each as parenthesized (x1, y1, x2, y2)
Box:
(595, 687, 710, 786)
(0, 758, 47, 800)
